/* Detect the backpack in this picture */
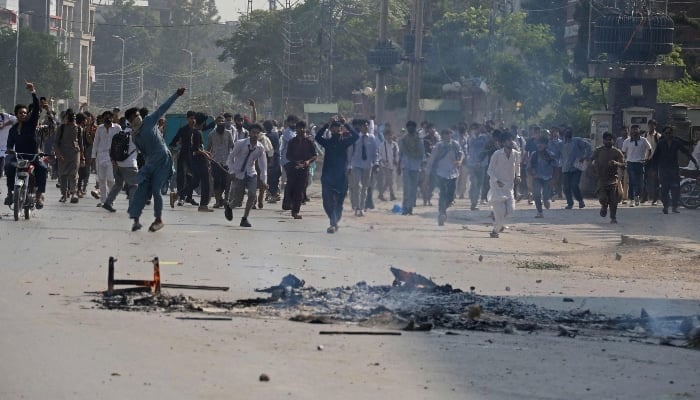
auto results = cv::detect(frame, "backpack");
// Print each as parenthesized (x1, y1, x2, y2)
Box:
(109, 130, 134, 162)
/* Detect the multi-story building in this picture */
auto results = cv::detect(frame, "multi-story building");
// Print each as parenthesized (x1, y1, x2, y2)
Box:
(55, 0, 96, 108)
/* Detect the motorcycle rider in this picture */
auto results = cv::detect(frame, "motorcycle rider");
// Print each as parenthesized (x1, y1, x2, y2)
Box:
(4, 82, 48, 209)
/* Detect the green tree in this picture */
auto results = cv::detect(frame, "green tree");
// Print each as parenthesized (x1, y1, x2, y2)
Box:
(0, 27, 71, 110)
(429, 8, 567, 118)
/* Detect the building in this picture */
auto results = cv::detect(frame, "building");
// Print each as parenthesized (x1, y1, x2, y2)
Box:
(55, 0, 96, 109)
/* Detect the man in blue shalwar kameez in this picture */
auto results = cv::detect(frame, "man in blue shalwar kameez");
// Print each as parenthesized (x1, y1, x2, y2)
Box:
(315, 117, 360, 233)
(127, 88, 185, 232)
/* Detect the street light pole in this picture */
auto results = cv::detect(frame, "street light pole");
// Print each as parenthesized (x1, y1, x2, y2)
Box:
(13, 12, 20, 106)
(112, 35, 125, 110)
(181, 49, 193, 108)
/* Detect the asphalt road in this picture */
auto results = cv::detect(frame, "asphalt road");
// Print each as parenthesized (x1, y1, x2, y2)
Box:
(1, 182, 698, 399)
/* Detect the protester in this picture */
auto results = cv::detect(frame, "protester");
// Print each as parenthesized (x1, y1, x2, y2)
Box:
(561, 128, 591, 209)
(487, 130, 520, 238)
(425, 129, 464, 226)
(348, 119, 378, 216)
(127, 88, 185, 232)
(207, 115, 234, 209)
(102, 110, 139, 213)
(224, 124, 268, 227)
(54, 110, 84, 204)
(621, 125, 651, 207)
(284, 120, 316, 219)
(399, 121, 424, 215)
(527, 136, 556, 218)
(591, 132, 625, 223)
(91, 110, 121, 207)
(315, 117, 360, 233)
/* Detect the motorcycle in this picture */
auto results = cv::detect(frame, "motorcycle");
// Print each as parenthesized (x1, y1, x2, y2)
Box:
(679, 167, 700, 210)
(7, 151, 48, 221)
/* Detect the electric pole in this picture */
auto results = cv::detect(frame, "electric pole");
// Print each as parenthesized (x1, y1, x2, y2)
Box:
(406, 0, 424, 123)
(374, 0, 389, 123)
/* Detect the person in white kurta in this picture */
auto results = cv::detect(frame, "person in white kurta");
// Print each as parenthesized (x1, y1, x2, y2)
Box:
(487, 131, 521, 238)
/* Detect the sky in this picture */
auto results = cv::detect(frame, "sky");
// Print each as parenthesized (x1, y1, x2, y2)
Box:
(215, 0, 271, 22)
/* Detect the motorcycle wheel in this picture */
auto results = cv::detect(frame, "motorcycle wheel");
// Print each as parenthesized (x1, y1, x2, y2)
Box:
(680, 181, 700, 209)
(13, 186, 25, 221)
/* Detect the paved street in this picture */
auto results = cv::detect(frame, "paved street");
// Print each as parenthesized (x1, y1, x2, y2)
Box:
(1, 182, 699, 399)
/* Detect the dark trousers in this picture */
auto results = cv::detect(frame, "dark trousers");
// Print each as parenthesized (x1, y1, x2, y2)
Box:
(598, 183, 620, 219)
(481, 168, 490, 201)
(322, 185, 346, 227)
(211, 162, 228, 192)
(626, 162, 644, 200)
(5, 157, 48, 194)
(285, 166, 308, 214)
(643, 168, 659, 202)
(176, 156, 192, 199)
(437, 177, 456, 214)
(658, 168, 680, 209)
(401, 169, 419, 214)
(77, 164, 89, 192)
(268, 159, 282, 196)
(187, 158, 210, 206)
(563, 170, 583, 206)
(468, 166, 484, 207)
(532, 178, 551, 213)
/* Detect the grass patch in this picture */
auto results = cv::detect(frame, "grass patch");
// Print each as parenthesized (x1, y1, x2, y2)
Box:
(516, 260, 570, 270)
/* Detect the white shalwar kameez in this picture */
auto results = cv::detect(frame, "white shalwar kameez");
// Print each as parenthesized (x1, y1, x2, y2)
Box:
(487, 147, 520, 234)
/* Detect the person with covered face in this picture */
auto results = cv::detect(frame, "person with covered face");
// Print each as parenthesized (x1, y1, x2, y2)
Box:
(224, 124, 268, 227)
(207, 115, 234, 208)
(127, 88, 185, 232)
(591, 132, 625, 223)
(315, 116, 360, 233)
(486, 130, 521, 238)
(399, 120, 424, 215)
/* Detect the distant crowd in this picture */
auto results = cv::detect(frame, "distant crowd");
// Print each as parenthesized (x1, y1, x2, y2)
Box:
(1, 83, 698, 235)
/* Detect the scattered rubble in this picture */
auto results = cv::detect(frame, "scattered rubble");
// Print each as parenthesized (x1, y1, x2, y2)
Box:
(90, 267, 700, 349)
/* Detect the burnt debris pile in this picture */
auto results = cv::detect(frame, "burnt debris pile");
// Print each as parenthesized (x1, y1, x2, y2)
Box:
(92, 268, 700, 349)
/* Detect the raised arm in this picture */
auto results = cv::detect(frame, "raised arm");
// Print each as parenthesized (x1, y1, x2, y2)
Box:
(315, 123, 330, 146)
(143, 89, 184, 134)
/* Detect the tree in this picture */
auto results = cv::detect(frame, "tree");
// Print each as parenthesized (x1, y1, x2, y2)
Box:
(0, 27, 71, 111)
(429, 8, 567, 118)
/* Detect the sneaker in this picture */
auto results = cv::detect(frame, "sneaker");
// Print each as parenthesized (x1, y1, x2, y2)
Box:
(578, 201, 585, 209)
(90, 190, 99, 199)
(489, 231, 500, 238)
(292, 213, 302, 219)
(96, 202, 103, 207)
(629, 203, 634, 207)
(148, 221, 164, 232)
(198, 205, 214, 212)
(177, 199, 184, 207)
(544, 200, 550, 210)
(326, 226, 336, 234)
(224, 204, 233, 221)
(186, 198, 199, 206)
(102, 204, 117, 213)
(59, 195, 67, 203)
(535, 212, 544, 218)
(70, 197, 79, 204)
(35, 195, 44, 210)
(635, 197, 640, 206)
(131, 221, 143, 232)
(169, 192, 177, 208)
(240, 217, 252, 227)
(651, 200, 657, 206)
(438, 213, 447, 226)
(600, 207, 607, 218)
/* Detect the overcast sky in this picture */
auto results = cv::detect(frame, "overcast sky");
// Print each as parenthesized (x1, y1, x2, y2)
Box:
(215, 0, 271, 22)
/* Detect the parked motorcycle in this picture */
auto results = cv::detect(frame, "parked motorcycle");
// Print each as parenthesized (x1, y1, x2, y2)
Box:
(679, 167, 700, 210)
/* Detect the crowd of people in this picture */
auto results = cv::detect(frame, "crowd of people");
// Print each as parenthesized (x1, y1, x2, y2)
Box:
(1, 82, 699, 236)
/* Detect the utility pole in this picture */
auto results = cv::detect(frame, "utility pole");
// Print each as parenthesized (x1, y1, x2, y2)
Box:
(112, 35, 125, 110)
(181, 49, 193, 109)
(406, 0, 424, 123)
(13, 12, 20, 106)
(374, 0, 389, 123)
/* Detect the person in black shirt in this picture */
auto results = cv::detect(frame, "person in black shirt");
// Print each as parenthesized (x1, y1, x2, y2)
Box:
(648, 126, 699, 214)
(189, 112, 213, 212)
(169, 111, 197, 206)
(263, 120, 282, 202)
(4, 82, 48, 209)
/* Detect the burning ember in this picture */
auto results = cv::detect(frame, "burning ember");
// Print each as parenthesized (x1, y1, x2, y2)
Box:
(91, 267, 700, 349)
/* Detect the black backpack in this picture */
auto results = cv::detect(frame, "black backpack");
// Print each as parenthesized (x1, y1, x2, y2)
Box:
(109, 130, 134, 162)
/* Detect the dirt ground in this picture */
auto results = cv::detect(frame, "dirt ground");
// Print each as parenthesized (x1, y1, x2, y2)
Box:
(1, 182, 699, 399)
